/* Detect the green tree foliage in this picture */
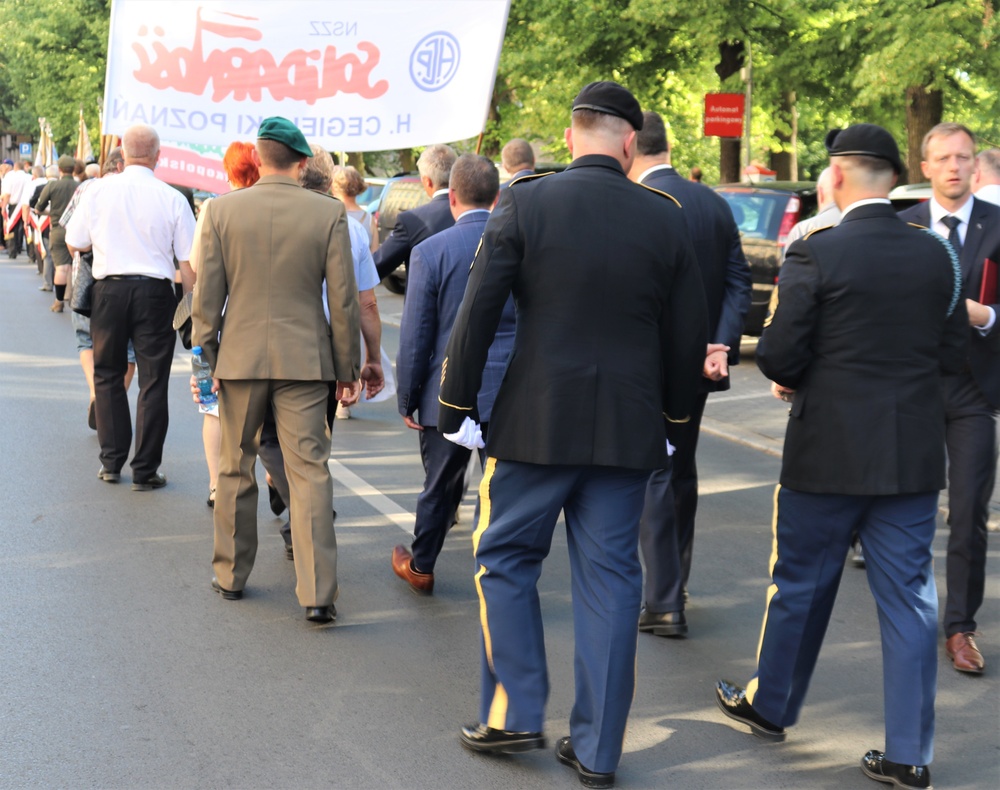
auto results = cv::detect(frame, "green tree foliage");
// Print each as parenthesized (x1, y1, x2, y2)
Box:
(0, 0, 110, 153)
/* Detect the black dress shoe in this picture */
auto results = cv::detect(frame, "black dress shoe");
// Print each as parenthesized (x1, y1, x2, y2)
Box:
(861, 749, 931, 789)
(97, 466, 120, 483)
(715, 679, 785, 741)
(556, 736, 615, 788)
(268, 483, 286, 516)
(211, 577, 243, 600)
(638, 608, 688, 638)
(305, 605, 336, 623)
(459, 723, 546, 754)
(132, 472, 167, 491)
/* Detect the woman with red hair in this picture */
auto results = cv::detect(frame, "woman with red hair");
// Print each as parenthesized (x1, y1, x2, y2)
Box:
(189, 141, 259, 507)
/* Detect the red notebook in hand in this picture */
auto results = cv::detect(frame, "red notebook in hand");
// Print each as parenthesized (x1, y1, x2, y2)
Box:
(980, 258, 998, 305)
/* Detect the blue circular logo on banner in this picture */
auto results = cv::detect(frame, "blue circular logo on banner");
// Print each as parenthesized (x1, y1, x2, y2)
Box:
(410, 32, 460, 92)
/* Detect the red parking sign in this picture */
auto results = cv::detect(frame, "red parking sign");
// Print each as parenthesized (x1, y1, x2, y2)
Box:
(704, 94, 745, 138)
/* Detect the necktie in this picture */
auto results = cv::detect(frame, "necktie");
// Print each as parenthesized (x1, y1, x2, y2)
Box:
(942, 215, 963, 256)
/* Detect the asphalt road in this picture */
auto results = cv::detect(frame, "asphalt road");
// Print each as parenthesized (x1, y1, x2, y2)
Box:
(1, 255, 997, 789)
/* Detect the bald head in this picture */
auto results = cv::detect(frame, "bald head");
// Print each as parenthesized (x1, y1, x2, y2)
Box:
(122, 125, 161, 167)
(816, 167, 834, 209)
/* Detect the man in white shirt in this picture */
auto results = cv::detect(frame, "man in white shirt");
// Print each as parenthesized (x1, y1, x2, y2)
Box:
(66, 124, 196, 491)
(973, 148, 1000, 207)
(1, 159, 33, 258)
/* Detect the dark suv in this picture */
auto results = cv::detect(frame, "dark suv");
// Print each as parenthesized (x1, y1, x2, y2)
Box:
(371, 174, 427, 294)
(714, 182, 818, 335)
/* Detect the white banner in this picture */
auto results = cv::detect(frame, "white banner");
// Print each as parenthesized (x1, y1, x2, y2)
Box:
(103, 0, 510, 151)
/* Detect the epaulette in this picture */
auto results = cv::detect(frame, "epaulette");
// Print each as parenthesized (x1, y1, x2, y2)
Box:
(906, 221, 929, 230)
(508, 171, 552, 186)
(802, 225, 834, 240)
(639, 183, 681, 208)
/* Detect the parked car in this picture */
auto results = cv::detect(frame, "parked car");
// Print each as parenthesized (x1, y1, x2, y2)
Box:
(889, 182, 932, 212)
(355, 176, 388, 209)
(371, 174, 428, 294)
(714, 181, 818, 335)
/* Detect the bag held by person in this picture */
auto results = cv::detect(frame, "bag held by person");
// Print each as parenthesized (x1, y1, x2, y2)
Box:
(70, 250, 95, 316)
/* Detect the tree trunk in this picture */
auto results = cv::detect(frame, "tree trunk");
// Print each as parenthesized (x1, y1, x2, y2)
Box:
(398, 149, 415, 173)
(720, 138, 741, 184)
(716, 41, 745, 183)
(905, 85, 942, 184)
(770, 91, 797, 181)
(346, 151, 365, 174)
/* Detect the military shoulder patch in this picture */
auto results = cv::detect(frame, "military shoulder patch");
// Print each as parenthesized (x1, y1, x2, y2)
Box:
(509, 171, 552, 186)
(802, 225, 833, 240)
(638, 183, 681, 208)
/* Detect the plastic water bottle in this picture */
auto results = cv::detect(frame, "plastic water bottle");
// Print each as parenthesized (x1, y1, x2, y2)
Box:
(191, 345, 217, 410)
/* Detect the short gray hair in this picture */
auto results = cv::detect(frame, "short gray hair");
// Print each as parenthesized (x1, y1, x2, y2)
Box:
(299, 144, 335, 193)
(417, 144, 457, 189)
(122, 124, 160, 161)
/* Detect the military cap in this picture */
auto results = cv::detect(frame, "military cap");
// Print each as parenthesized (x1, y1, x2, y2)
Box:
(57, 154, 76, 172)
(572, 81, 644, 131)
(825, 124, 903, 174)
(257, 117, 313, 158)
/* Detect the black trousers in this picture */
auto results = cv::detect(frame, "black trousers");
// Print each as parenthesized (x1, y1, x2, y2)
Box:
(638, 391, 708, 612)
(411, 426, 472, 572)
(90, 277, 177, 478)
(943, 372, 998, 636)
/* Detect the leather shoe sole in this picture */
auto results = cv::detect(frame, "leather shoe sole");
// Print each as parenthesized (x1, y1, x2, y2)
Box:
(132, 473, 167, 491)
(860, 749, 932, 789)
(211, 577, 243, 600)
(97, 466, 120, 484)
(638, 608, 688, 638)
(305, 605, 336, 623)
(392, 544, 434, 594)
(556, 736, 615, 788)
(459, 723, 545, 754)
(715, 679, 785, 741)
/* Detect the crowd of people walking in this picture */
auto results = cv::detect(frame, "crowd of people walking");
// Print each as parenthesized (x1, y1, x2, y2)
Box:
(3, 80, 997, 790)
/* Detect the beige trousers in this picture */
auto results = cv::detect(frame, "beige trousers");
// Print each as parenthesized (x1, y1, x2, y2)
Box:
(213, 379, 337, 607)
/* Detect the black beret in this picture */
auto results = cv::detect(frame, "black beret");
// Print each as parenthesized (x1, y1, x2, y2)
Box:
(572, 81, 644, 131)
(825, 124, 903, 174)
(257, 116, 313, 158)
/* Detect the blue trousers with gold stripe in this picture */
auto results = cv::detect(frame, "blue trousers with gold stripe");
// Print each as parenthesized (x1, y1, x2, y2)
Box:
(473, 458, 650, 774)
(746, 487, 938, 766)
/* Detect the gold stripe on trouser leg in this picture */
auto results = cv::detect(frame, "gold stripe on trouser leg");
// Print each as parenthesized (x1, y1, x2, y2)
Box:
(746, 484, 781, 705)
(473, 457, 508, 729)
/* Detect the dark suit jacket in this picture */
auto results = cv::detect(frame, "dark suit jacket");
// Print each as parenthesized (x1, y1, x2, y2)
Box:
(437, 154, 708, 470)
(758, 202, 969, 495)
(396, 210, 515, 426)
(373, 192, 455, 280)
(898, 197, 1000, 408)
(642, 166, 752, 392)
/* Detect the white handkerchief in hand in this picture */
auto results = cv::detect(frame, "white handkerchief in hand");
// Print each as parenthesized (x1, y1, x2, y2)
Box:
(666, 439, 676, 457)
(444, 416, 485, 449)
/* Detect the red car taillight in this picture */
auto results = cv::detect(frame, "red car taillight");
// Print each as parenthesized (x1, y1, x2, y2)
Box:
(776, 195, 800, 249)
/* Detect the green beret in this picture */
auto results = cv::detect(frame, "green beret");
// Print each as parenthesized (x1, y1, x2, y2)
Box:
(257, 117, 313, 158)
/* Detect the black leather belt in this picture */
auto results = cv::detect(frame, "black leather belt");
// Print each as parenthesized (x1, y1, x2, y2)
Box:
(103, 275, 162, 281)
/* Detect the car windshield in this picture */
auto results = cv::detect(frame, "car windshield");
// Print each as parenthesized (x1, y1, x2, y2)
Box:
(718, 192, 790, 240)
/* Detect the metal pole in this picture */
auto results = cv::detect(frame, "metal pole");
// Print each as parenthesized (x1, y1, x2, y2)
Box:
(744, 40, 753, 180)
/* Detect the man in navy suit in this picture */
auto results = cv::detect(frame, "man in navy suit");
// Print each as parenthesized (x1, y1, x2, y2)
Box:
(716, 124, 967, 790)
(628, 111, 752, 638)
(500, 138, 535, 185)
(374, 144, 457, 282)
(899, 123, 1000, 675)
(392, 153, 512, 595)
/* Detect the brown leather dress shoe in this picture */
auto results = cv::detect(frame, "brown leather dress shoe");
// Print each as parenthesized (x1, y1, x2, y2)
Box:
(945, 632, 984, 674)
(392, 545, 434, 594)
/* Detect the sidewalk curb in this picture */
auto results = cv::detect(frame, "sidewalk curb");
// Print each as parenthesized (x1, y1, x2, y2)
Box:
(701, 416, 1000, 531)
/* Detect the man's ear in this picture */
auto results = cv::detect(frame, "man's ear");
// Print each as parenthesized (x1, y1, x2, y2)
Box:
(564, 127, 573, 156)
(449, 187, 458, 208)
(250, 147, 262, 168)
